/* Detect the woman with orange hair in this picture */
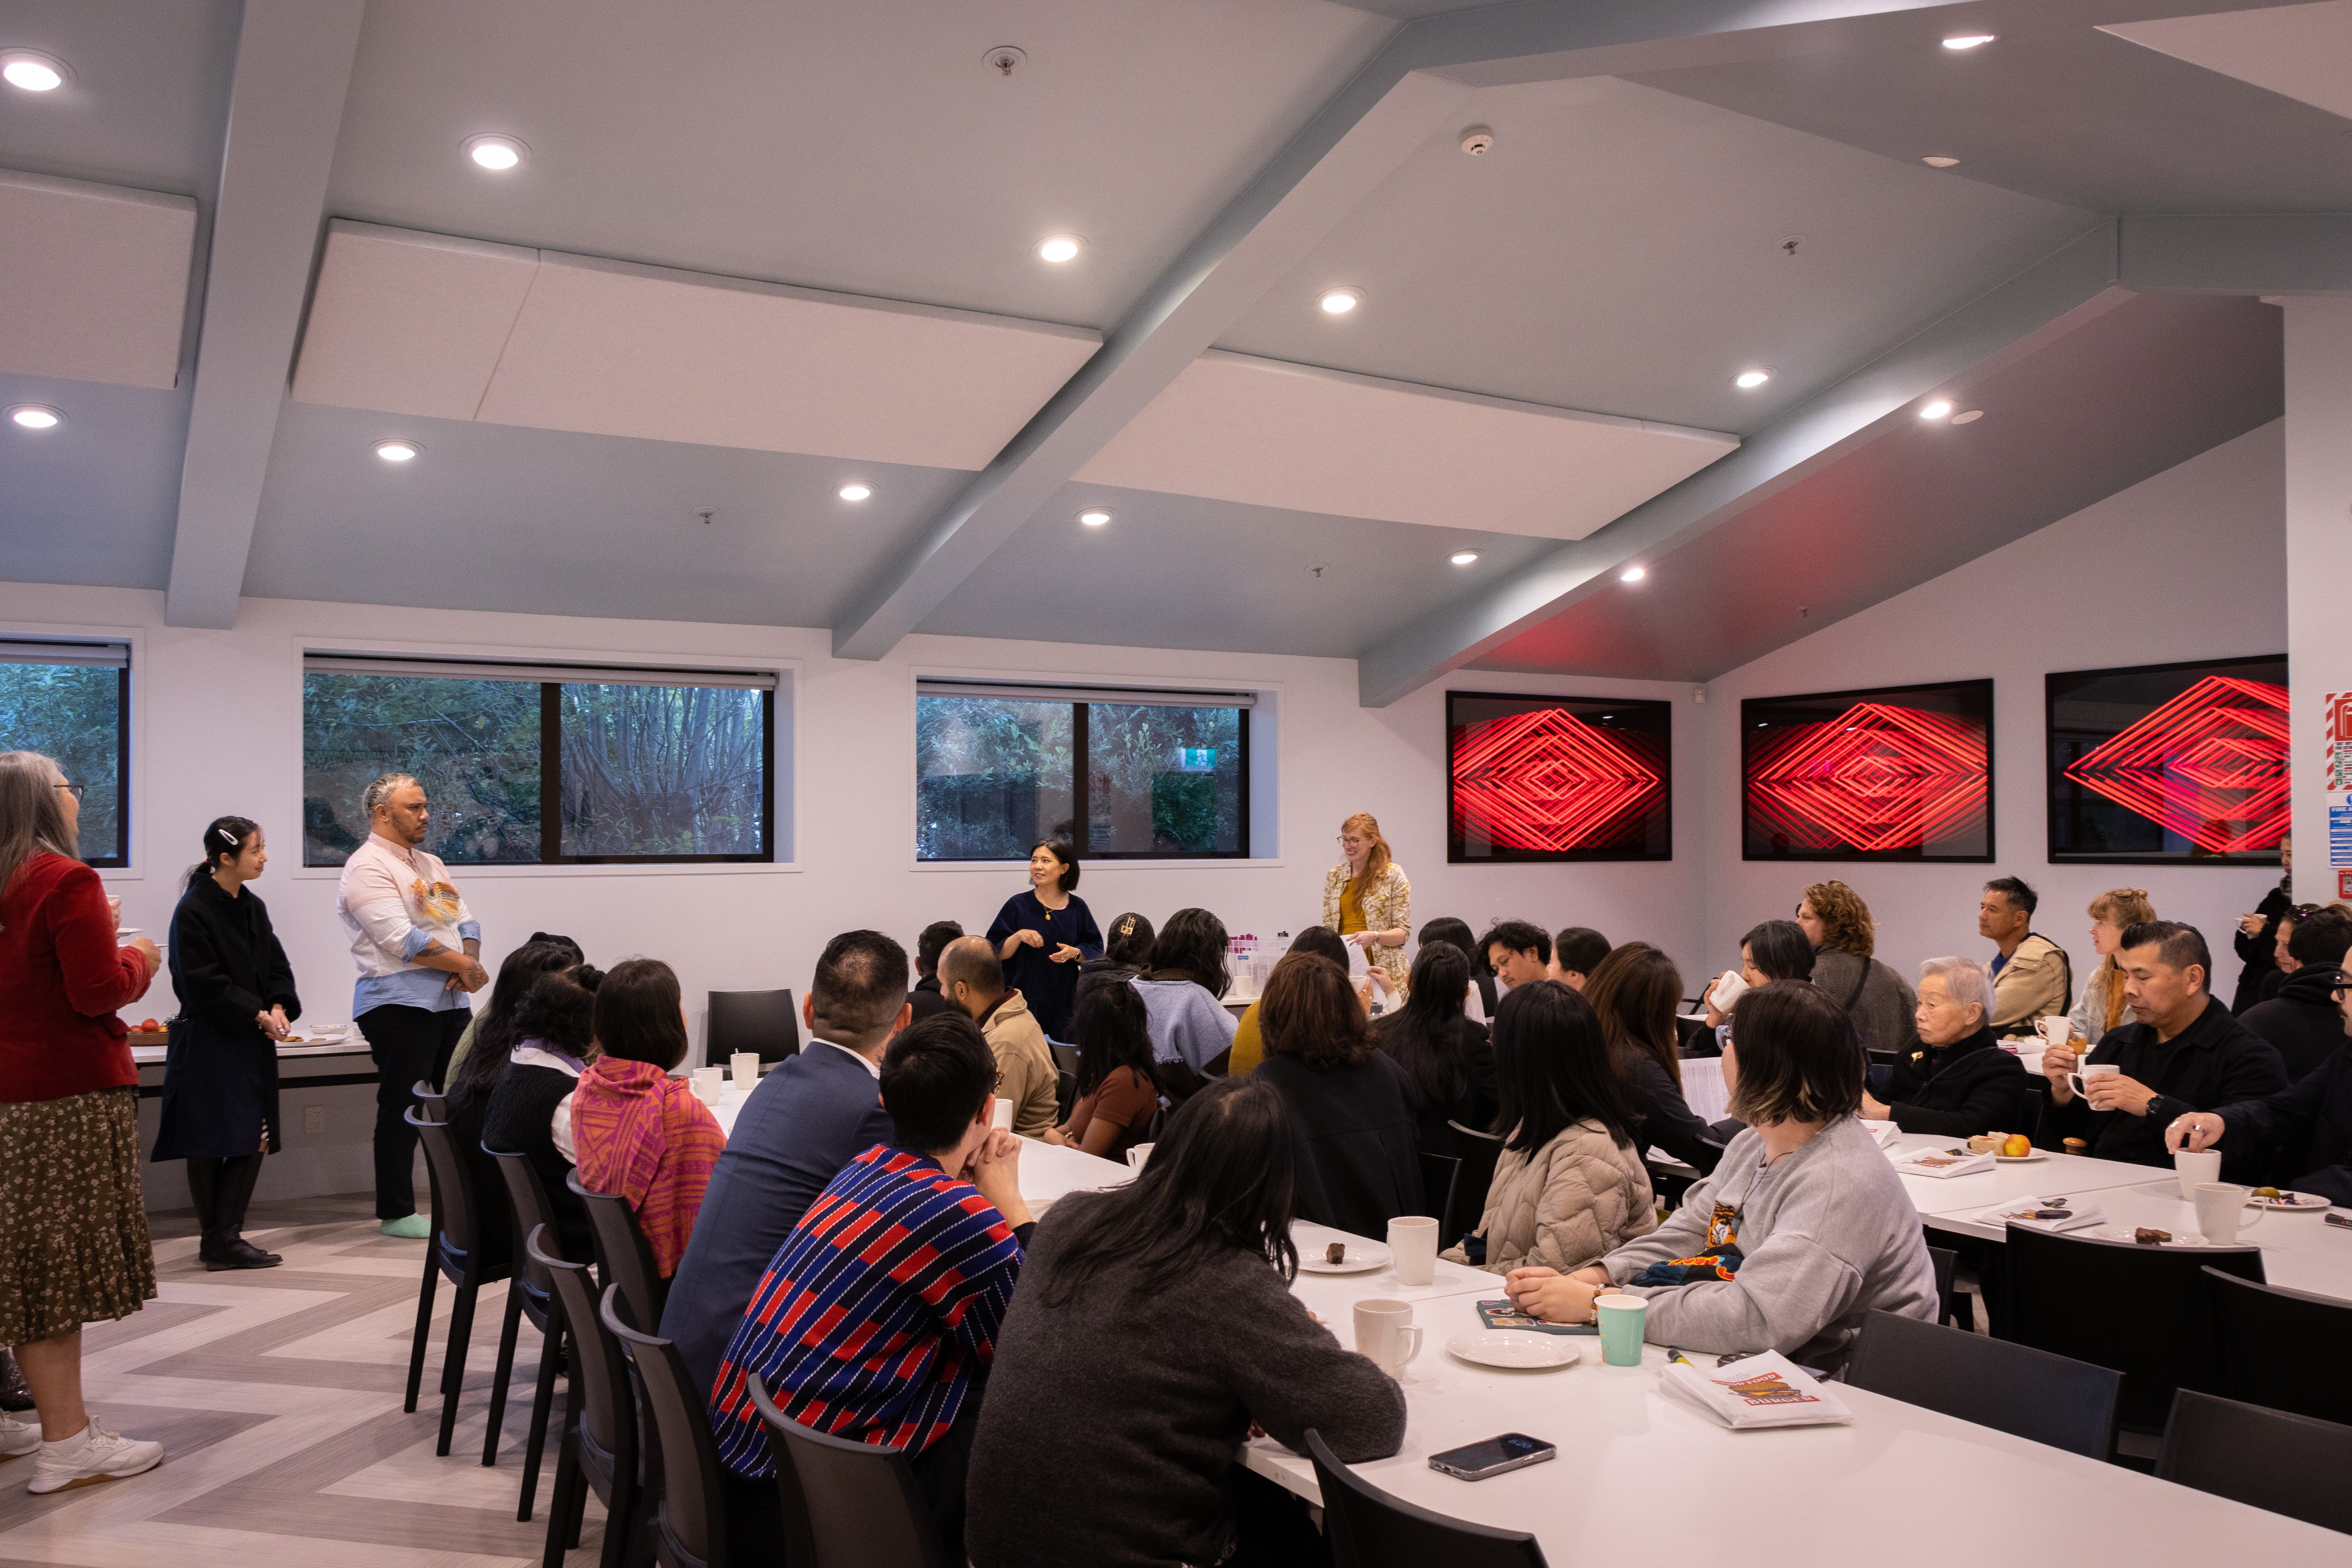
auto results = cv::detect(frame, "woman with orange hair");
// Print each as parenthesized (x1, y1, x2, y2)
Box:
(1323, 812, 1412, 994)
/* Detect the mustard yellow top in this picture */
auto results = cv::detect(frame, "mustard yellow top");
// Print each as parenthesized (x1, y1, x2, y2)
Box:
(1228, 1000, 1266, 1076)
(1337, 879, 1367, 935)
(1321, 861, 1411, 991)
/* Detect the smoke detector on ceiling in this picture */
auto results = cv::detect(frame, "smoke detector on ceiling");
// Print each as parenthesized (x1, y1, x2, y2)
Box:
(1460, 126, 1495, 155)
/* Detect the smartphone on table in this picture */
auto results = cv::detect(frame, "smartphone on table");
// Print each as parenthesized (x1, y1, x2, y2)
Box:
(1428, 1432, 1557, 1480)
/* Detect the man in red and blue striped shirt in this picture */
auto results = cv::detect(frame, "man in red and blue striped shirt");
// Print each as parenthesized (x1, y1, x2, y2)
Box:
(710, 1012, 1034, 1549)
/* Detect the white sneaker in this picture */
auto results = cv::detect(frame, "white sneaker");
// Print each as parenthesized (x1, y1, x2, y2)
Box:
(27, 1420, 162, 1494)
(0, 1414, 35, 1458)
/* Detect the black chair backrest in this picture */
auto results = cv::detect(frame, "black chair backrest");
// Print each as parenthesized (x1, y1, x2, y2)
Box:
(1926, 1244, 1958, 1324)
(2157, 1390, 2352, 1535)
(404, 1106, 482, 1261)
(749, 1372, 948, 1568)
(488, 1147, 564, 1296)
(707, 988, 800, 1065)
(1444, 1120, 1502, 1247)
(2002, 1223, 2264, 1431)
(601, 1283, 728, 1568)
(412, 1078, 448, 1123)
(1417, 1152, 1462, 1250)
(2204, 1265, 2352, 1424)
(570, 1170, 670, 1329)
(1306, 1428, 1547, 1568)
(1048, 1039, 1080, 1077)
(1846, 1309, 2120, 1460)
(1055, 1069, 1077, 1124)
(530, 1225, 635, 1483)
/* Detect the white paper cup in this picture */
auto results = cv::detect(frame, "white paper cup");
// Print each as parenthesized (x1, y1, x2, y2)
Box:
(1353, 1298, 1423, 1378)
(1387, 1216, 1439, 1287)
(731, 1051, 761, 1087)
(2174, 1147, 2222, 1202)
(2192, 1182, 2264, 1246)
(690, 1066, 725, 1105)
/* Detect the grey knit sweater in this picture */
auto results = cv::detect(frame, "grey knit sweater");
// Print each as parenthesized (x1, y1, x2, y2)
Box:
(965, 1193, 1407, 1568)
(1811, 948, 1918, 1055)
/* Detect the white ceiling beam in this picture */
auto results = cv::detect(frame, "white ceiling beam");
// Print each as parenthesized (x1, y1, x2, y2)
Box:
(162, 0, 365, 630)
(2117, 214, 2352, 295)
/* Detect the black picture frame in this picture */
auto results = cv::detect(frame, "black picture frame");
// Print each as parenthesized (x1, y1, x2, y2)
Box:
(1446, 690, 1672, 864)
(2045, 654, 2288, 866)
(1740, 678, 1994, 863)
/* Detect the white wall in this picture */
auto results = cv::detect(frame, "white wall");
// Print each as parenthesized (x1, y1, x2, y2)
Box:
(0, 584, 1704, 1037)
(1697, 418, 2288, 998)
(2284, 301, 2352, 908)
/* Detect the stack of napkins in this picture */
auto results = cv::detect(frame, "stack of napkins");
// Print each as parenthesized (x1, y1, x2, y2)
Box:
(1891, 1146, 1994, 1178)
(1660, 1350, 1854, 1429)
(1978, 1197, 2104, 1233)
(1857, 1119, 1904, 1149)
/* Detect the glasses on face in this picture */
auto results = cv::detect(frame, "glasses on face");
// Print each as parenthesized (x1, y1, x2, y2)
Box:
(52, 782, 84, 800)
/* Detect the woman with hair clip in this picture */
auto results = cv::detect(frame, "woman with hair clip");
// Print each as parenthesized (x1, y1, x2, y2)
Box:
(153, 816, 302, 1271)
(1323, 811, 1412, 994)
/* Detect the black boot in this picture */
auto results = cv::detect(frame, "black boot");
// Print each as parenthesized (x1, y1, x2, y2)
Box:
(209, 1153, 280, 1271)
(186, 1157, 226, 1266)
(0, 1347, 33, 1413)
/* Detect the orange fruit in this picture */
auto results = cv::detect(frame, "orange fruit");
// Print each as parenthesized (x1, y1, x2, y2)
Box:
(2002, 1134, 2031, 1158)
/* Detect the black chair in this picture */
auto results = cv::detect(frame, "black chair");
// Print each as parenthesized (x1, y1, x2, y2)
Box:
(2157, 1390, 2352, 1534)
(1417, 1152, 1462, 1250)
(403, 1106, 514, 1456)
(706, 988, 800, 1067)
(2001, 1223, 2263, 1436)
(1444, 1120, 1502, 1252)
(1306, 1428, 1547, 1567)
(401, 1080, 450, 1413)
(571, 1170, 671, 1331)
(2204, 1264, 2352, 1424)
(601, 1284, 730, 1568)
(1054, 1068, 1077, 1124)
(1845, 1309, 2120, 1460)
(486, 1148, 572, 1512)
(1924, 1242, 1976, 1331)
(748, 1370, 946, 1568)
(1047, 1038, 1080, 1077)
(533, 1227, 643, 1568)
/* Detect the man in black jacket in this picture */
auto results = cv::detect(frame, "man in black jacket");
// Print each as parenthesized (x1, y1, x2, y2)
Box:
(2238, 910, 2352, 1082)
(2036, 921, 2286, 1177)
(1863, 955, 2028, 1137)
(2167, 974, 2352, 1205)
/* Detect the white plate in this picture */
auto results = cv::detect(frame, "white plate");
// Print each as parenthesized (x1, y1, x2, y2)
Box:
(1995, 1152, 2048, 1163)
(1297, 1241, 1391, 1275)
(2250, 1191, 2332, 1211)
(2086, 1225, 2210, 1247)
(115, 927, 142, 936)
(1447, 1330, 1582, 1370)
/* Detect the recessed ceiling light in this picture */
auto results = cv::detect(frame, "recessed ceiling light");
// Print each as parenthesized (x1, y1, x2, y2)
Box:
(1449, 550, 1479, 566)
(1919, 399, 1954, 420)
(1077, 508, 1113, 527)
(464, 134, 528, 171)
(1, 50, 67, 91)
(1950, 409, 1984, 425)
(1318, 287, 1362, 315)
(373, 439, 418, 462)
(1733, 368, 1772, 390)
(7, 404, 62, 430)
(1037, 235, 1082, 264)
(837, 483, 872, 501)
(1921, 156, 1960, 168)
(1942, 33, 1995, 49)
(1620, 565, 1647, 583)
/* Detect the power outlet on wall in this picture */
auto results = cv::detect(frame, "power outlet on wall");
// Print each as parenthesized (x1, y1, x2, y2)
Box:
(303, 1103, 326, 1135)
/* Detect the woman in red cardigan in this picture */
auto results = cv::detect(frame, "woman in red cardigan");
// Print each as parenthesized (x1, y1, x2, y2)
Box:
(0, 751, 168, 1493)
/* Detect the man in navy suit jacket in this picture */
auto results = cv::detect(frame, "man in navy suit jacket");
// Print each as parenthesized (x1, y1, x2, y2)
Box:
(662, 930, 910, 1399)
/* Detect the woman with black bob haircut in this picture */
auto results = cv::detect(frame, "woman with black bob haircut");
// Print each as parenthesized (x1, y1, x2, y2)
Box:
(154, 815, 302, 1270)
(1046, 976, 1161, 1160)
(1254, 952, 1422, 1236)
(480, 966, 603, 1263)
(987, 837, 1102, 1040)
(1700, 916, 1817, 1041)
(1132, 906, 1238, 1097)
(966, 1077, 1406, 1568)
(571, 959, 726, 1278)
(1503, 981, 1937, 1371)
(1370, 941, 1495, 1154)
(1444, 979, 1655, 1275)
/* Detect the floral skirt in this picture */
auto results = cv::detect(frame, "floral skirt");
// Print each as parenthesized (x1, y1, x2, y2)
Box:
(0, 1087, 156, 1344)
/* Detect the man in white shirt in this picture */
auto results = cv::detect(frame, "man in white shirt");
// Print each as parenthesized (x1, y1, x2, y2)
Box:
(337, 773, 489, 1238)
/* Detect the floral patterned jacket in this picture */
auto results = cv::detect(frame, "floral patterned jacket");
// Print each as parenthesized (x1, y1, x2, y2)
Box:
(1322, 861, 1412, 991)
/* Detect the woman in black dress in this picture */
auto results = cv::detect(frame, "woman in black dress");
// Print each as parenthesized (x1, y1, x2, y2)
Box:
(153, 817, 301, 1270)
(985, 838, 1102, 1039)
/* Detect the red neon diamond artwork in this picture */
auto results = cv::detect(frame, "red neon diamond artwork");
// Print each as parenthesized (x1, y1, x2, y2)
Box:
(1746, 703, 1987, 853)
(2063, 676, 2288, 853)
(1452, 708, 1663, 853)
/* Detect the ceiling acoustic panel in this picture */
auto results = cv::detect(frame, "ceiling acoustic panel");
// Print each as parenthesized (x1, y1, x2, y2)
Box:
(292, 222, 1103, 469)
(0, 170, 196, 390)
(1075, 351, 1736, 540)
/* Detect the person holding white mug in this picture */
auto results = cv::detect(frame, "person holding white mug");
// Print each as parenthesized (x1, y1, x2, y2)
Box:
(2035, 922, 2284, 1175)
(2165, 971, 2352, 1206)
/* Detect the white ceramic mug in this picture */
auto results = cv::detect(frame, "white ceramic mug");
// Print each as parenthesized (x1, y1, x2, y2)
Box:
(731, 1051, 761, 1087)
(1353, 1298, 1423, 1378)
(2174, 1147, 2222, 1202)
(2036, 1015, 2074, 1051)
(690, 1066, 726, 1105)
(1125, 1142, 1154, 1172)
(1387, 1216, 1439, 1288)
(2191, 1182, 2266, 1246)
(2069, 1062, 2121, 1099)
(1709, 970, 1748, 1013)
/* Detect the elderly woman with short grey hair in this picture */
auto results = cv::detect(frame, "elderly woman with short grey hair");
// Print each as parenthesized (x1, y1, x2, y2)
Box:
(1860, 955, 2030, 1137)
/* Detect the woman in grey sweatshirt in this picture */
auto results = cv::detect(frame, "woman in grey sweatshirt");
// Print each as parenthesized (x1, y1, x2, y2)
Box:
(1503, 981, 1938, 1371)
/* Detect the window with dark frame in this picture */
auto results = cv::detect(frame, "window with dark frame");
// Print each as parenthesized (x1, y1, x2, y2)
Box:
(301, 655, 778, 867)
(0, 640, 130, 867)
(916, 681, 1251, 861)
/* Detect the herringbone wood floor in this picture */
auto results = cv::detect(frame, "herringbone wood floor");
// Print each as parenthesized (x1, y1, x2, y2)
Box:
(1, 1195, 607, 1567)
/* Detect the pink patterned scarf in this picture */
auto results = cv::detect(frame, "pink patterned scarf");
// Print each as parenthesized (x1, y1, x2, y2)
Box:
(570, 1058, 725, 1277)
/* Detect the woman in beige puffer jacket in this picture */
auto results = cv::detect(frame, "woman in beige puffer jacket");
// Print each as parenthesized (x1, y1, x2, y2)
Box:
(1439, 977, 1658, 1275)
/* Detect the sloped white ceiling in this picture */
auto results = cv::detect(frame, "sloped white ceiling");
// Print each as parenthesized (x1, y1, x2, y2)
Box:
(2104, 2, 2352, 121)
(0, 169, 195, 390)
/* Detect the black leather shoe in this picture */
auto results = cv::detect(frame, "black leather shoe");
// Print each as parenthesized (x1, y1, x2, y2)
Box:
(206, 1238, 282, 1271)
